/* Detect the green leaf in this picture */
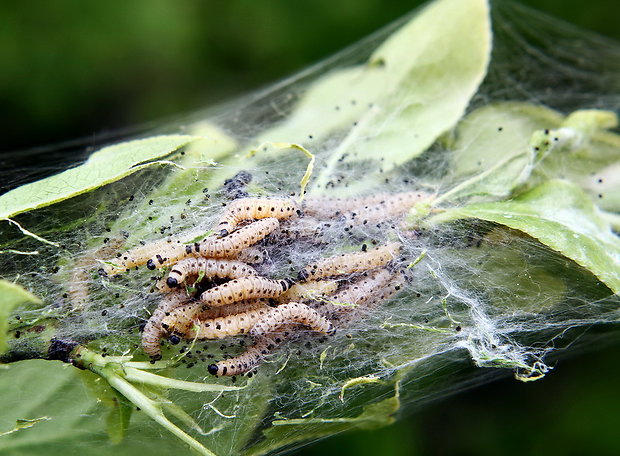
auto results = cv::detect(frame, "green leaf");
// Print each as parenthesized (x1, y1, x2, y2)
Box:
(531, 109, 620, 211)
(429, 180, 620, 293)
(257, 0, 491, 195)
(0, 135, 197, 220)
(439, 102, 563, 202)
(0, 280, 41, 354)
(0, 360, 190, 455)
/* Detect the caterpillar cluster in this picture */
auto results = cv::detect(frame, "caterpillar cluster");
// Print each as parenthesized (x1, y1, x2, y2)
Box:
(102, 189, 429, 375)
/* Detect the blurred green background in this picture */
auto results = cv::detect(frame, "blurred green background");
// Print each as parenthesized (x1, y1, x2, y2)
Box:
(1, 1, 619, 454)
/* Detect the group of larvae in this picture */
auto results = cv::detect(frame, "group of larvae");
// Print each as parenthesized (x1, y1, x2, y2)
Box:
(104, 190, 429, 377)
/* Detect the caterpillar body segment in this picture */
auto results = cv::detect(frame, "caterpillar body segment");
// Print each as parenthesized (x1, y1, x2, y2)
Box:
(216, 197, 298, 236)
(234, 246, 265, 265)
(146, 218, 279, 270)
(165, 258, 257, 289)
(298, 242, 401, 281)
(207, 336, 277, 377)
(142, 291, 192, 359)
(302, 191, 431, 221)
(249, 302, 335, 338)
(199, 276, 292, 307)
(281, 280, 339, 302)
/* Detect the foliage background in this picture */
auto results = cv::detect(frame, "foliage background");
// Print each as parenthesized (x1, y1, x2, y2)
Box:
(0, 1, 619, 454)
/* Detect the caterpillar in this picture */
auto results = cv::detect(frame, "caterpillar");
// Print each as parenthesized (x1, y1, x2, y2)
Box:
(280, 280, 339, 302)
(313, 268, 398, 325)
(234, 246, 264, 264)
(199, 298, 271, 320)
(216, 197, 299, 236)
(184, 303, 273, 340)
(70, 237, 124, 309)
(199, 276, 292, 307)
(302, 191, 431, 221)
(146, 218, 279, 270)
(165, 258, 257, 289)
(101, 228, 208, 275)
(249, 302, 335, 338)
(207, 303, 335, 376)
(207, 336, 277, 377)
(142, 291, 192, 359)
(298, 242, 401, 281)
(160, 277, 292, 334)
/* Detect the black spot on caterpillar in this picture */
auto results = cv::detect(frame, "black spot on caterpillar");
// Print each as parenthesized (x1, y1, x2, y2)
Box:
(302, 191, 431, 222)
(142, 291, 192, 359)
(298, 242, 401, 281)
(145, 218, 279, 270)
(216, 197, 298, 236)
(165, 258, 257, 289)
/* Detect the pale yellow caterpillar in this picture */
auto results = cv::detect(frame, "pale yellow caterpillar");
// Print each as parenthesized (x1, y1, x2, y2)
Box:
(199, 299, 271, 320)
(280, 280, 339, 301)
(101, 228, 207, 275)
(146, 218, 279, 270)
(314, 268, 399, 325)
(142, 291, 192, 359)
(249, 302, 335, 338)
(198, 276, 292, 307)
(165, 258, 257, 289)
(298, 242, 401, 281)
(216, 197, 298, 236)
(234, 246, 265, 264)
(207, 336, 277, 377)
(184, 304, 273, 340)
